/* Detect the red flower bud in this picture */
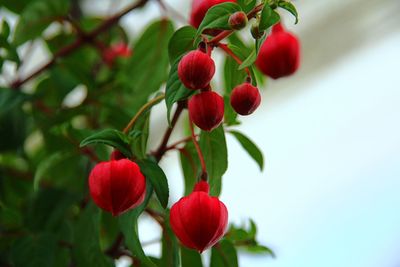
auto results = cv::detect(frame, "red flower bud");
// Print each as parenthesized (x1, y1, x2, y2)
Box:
(89, 159, 146, 216)
(228, 11, 248, 30)
(188, 91, 224, 131)
(170, 181, 228, 252)
(102, 43, 132, 66)
(256, 23, 300, 79)
(190, 0, 236, 29)
(178, 50, 215, 90)
(110, 150, 126, 160)
(230, 83, 261, 115)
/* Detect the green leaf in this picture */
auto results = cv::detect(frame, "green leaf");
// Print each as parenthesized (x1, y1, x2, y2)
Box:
(168, 26, 196, 63)
(211, 240, 238, 267)
(13, 0, 70, 45)
(181, 246, 202, 267)
(137, 159, 169, 209)
(0, 89, 30, 115)
(229, 130, 264, 170)
(160, 211, 180, 267)
(130, 109, 152, 159)
(278, 1, 299, 24)
(195, 2, 242, 40)
(237, 0, 257, 13)
(10, 232, 58, 267)
(119, 182, 157, 267)
(0, 0, 31, 13)
(72, 204, 114, 267)
(259, 5, 280, 32)
(246, 244, 276, 256)
(238, 50, 256, 70)
(225, 44, 257, 86)
(80, 129, 132, 158)
(199, 125, 228, 196)
(118, 19, 174, 111)
(224, 54, 248, 93)
(179, 142, 200, 196)
(165, 57, 196, 124)
(1, 20, 11, 39)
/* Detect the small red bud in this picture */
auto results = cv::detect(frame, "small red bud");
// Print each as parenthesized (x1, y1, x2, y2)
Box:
(188, 91, 224, 131)
(170, 181, 228, 252)
(230, 83, 261, 115)
(190, 0, 237, 29)
(102, 43, 132, 66)
(229, 11, 248, 30)
(89, 159, 146, 216)
(110, 150, 126, 160)
(178, 50, 215, 90)
(256, 22, 300, 79)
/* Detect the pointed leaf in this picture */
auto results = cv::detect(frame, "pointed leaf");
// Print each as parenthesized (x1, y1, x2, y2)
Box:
(229, 130, 264, 170)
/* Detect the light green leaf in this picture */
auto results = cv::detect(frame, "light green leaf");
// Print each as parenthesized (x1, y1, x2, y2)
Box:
(278, 1, 299, 24)
(229, 130, 264, 170)
(210, 240, 238, 267)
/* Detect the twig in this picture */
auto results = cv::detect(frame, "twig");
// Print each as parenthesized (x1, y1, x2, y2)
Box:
(189, 119, 207, 180)
(217, 43, 251, 78)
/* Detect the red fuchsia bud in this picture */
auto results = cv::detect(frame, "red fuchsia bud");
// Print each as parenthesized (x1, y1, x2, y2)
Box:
(255, 22, 300, 79)
(188, 91, 224, 131)
(190, 0, 236, 29)
(89, 159, 146, 216)
(178, 50, 215, 90)
(170, 181, 228, 252)
(102, 43, 132, 66)
(230, 82, 261, 115)
(110, 150, 126, 160)
(229, 11, 248, 30)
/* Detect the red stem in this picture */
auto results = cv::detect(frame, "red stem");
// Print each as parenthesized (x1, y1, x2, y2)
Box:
(189, 119, 207, 180)
(218, 43, 251, 78)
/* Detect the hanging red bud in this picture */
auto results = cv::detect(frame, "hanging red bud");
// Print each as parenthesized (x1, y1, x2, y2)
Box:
(190, 0, 236, 28)
(89, 159, 146, 216)
(229, 11, 248, 30)
(188, 91, 224, 131)
(170, 181, 228, 252)
(178, 50, 215, 90)
(256, 22, 300, 79)
(230, 83, 261, 115)
(102, 43, 132, 66)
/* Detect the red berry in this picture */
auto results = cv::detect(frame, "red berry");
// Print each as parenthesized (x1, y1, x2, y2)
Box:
(190, 0, 236, 29)
(228, 11, 248, 30)
(256, 23, 300, 79)
(230, 83, 261, 115)
(102, 43, 132, 66)
(89, 159, 146, 216)
(170, 181, 228, 252)
(178, 50, 215, 90)
(188, 91, 224, 131)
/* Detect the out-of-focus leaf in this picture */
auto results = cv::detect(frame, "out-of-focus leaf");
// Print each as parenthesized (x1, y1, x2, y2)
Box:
(80, 129, 132, 158)
(137, 159, 169, 209)
(168, 26, 196, 63)
(130, 109, 151, 159)
(210, 240, 238, 267)
(179, 142, 200, 196)
(10, 232, 58, 267)
(72, 204, 114, 267)
(258, 4, 280, 32)
(237, 0, 256, 13)
(0, 0, 31, 13)
(165, 57, 195, 124)
(181, 245, 203, 267)
(199, 125, 228, 196)
(278, 1, 299, 24)
(13, 0, 70, 45)
(229, 131, 264, 170)
(195, 3, 242, 40)
(160, 211, 180, 267)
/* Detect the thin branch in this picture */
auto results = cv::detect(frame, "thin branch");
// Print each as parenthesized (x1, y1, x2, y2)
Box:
(189, 119, 207, 180)
(10, 0, 149, 89)
(217, 43, 251, 77)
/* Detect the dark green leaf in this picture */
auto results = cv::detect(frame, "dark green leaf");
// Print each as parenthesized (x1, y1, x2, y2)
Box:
(119, 182, 157, 267)
(13, 0, 70, 45)
(278, 1, 299, 24)
(0, 0, 31, 13)
(179, 142, 200, 196)
(181, 246, 202, 267)
(160, 211, 180, 267)
(238, 49, 256, 70)
(137, 159, 169, 209)
(0, 89, 29, 115)
(229, 130, 263, 170)
(80, 129, 132, 158)
(130, 109, 152, 159)
(168, 26, 196, 63)
(1, 20, 11, 39)
(259, 5, 280, 32)
(211, 240, 238, 267)
(224, 55, 247, 93)
(237, 0, 257, 13)
(165, 57, 195, 124)
(246, 244, 275, 256)
(195, 2, 242, 40)
(199, 125, 228, 196)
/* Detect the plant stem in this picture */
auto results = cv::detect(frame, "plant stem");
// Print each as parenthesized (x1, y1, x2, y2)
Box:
(10, 0, 149, 89)
(122, 94, 165, 134)
(153, 102, 185, 162)
(189, 119, 207, 180)
(217, 43, 251, 78)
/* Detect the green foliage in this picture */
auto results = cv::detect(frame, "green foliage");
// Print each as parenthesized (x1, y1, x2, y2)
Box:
(229, 131, 264, 170)
(278, 1, 299, 24)
(179, 141, 201, 196)
(168, 26, 197, 63)
(211, 240, 239, 267)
